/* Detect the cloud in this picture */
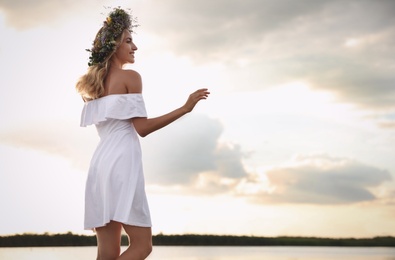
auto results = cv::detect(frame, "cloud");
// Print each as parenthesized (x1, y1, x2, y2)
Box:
(0, 0, 102, 29)
(245, 154, 393, 204)
(141, 0, 395, 110)
(142, 0, 395, 62)
(0, 121, 98, 170)
(143, 114, 249, 185)
(143, 0, 327, 60)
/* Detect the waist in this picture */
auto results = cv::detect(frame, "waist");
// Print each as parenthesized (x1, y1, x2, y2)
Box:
(95, 120, 136, 138)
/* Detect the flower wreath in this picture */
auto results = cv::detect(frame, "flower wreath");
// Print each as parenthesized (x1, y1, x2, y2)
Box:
(86, 7, 139, 66)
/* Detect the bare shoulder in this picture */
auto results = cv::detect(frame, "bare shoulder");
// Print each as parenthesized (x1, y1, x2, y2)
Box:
(104, 69, 142, 95)
(122, 69, 142, 93)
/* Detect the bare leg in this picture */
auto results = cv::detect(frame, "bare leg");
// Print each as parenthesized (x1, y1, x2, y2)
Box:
(95, 221, 122, 260)
(117, 225, 152, 260)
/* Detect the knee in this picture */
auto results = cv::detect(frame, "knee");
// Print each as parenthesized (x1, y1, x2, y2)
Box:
(127, 242, 151, 259)
(98, 246, 120, 260)
(148, 243, 153, 255)
(143, 242, 153, 258)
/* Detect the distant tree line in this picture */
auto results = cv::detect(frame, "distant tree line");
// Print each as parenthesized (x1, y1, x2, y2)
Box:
(0, 233, 394, 247)
(153, 234, 395, 247)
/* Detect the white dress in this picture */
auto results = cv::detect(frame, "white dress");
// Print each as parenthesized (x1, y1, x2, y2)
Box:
(80, 94, 151, 230)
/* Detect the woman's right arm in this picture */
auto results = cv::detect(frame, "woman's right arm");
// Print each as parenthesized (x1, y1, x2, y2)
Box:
(124, 70, 210, 137)
(132, 88, 210, 137)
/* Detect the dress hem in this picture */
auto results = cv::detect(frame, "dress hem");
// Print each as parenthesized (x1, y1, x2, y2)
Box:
(84, 219, 152, 230)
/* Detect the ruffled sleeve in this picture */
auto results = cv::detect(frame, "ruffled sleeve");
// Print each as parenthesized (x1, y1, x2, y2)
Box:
(80, 94, 147, 127)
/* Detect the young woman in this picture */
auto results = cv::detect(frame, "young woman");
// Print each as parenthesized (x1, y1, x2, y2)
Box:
(76, 8, 210, 260)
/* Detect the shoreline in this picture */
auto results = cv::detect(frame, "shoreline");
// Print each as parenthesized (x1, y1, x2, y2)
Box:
(0, 233, 394, 247)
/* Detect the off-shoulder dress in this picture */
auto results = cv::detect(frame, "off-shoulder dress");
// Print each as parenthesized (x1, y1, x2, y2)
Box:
(80, 94, 151, 230)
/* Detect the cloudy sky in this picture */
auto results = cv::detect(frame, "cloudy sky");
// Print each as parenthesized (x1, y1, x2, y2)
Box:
(1, 0, 394, 238)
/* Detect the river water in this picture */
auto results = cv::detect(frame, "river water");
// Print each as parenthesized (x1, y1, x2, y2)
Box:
(0, 246, 394, 259)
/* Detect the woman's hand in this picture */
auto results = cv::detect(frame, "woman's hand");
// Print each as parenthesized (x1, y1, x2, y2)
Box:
(183, 88, 210, 113)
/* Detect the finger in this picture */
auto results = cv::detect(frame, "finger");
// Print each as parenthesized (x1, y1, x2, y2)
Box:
(195, 88, 209, 94)
(197, 91, 209, 98)
(198, 90, 210, 96)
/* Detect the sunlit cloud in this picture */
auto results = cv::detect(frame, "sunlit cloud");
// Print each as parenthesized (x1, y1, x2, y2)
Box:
(138, 0, 395, 113)
(245, 154, 393, 204)
(0, 0, 102, 29)
(143, 115, 249, 185)
(344, 38, 361, 48)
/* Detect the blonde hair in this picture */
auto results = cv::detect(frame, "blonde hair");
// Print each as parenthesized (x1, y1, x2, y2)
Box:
(75, 62, 110, 100)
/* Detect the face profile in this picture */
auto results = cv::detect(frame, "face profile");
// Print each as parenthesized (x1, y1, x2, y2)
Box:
(112, 30, 138, 65)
